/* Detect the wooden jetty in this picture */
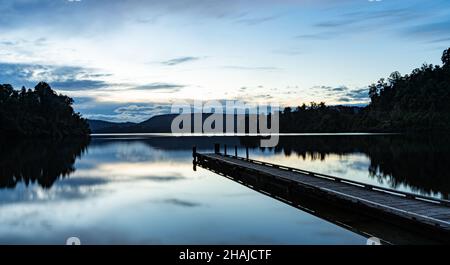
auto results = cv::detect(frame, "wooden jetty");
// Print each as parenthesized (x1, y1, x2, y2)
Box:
(193, 145, 450, 244)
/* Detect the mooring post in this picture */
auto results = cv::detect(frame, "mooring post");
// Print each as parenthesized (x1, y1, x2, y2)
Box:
(192, 146, 197, 171)
(246, 147, 249, 160)
(224, 144, 227, 155)
(192, 146, 197, 162)
(214, 143, 220, 154)
(234, 145, 238, 157)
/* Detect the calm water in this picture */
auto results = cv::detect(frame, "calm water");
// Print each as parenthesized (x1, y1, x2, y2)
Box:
(0, 135, 449, 244)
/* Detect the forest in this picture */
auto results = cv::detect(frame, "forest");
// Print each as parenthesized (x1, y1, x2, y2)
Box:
(280, 47, 450, 132)
(0, 82, 90, 137)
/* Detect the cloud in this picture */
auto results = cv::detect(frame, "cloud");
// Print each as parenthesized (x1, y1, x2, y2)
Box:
(344, 88, 369, 101)
(131, 83, 185, 92)
(428, 37, 450, 43)
(84, 103, 171, 123)
(161, 56, 201, 66)
(337, 88, 369, 102)
(405, 20, 450, 39)
(50, 79, 108, 90)
(314, 19, 356, 28)
(235, 15, 279, 25)
(114, 104, 167, 115)
(311, 85, 369, 103)
(0, 0, 250, 34)
(0, 40, 16, 46)
(331, 86, 348, 92)
(0, 62, 111, 90)
(313, 8, 416, 29)
(297, 4, 443, 41)
(295, 33, 330, 40)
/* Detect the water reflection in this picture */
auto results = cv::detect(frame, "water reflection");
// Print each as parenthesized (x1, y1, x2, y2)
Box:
(0, 138, 89, 189)
(240, 135, 450, 199)
(0, 135, 448, 244)
(1, 135, 449, 197)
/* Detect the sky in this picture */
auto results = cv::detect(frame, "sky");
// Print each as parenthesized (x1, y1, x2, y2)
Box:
(0, 0, 449, 122)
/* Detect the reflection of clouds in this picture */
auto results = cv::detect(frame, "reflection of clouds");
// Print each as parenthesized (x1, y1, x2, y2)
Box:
(349, 160, 369, 171)
(157, 198, 203, 208)
(57, 177, 109, 187)
(329, 168, 348, 175)
(85, 141, 189, 164)
(76, 161, 192, 181)
(0, 138, 369, 245)
(114, 142, 165, 162)
(140, 175, 186, 182)
(0, 180, 105, 205)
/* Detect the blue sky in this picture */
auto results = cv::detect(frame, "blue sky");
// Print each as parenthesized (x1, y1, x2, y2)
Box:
(0, 0, 449, 122)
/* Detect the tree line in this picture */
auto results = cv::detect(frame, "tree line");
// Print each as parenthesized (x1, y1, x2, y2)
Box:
(0, 82, 90, 137)
(280, 47, 450, 132)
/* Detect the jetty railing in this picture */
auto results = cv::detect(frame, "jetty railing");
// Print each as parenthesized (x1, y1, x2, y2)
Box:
(194, 144, 450, 207)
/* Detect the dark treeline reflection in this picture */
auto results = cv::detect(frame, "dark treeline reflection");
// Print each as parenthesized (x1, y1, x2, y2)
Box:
(1, 135, 449, 198)
(240, 135, 450, 198)
(0, 138, 89, 189)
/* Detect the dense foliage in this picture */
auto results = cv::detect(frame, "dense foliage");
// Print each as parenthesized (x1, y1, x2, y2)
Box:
(0, 82, 90, 137)
(280, 47, 450, 132)
(280, 103, 363, 132)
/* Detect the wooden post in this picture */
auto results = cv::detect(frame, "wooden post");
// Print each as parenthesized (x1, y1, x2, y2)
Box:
(224, 144, 227, 155)
(246, 147, 249, 160)
(192, 146, 197, 162)
(234, 146, 238, 157)
(214, 143, 220, 154)
(192, 146, 197, 171)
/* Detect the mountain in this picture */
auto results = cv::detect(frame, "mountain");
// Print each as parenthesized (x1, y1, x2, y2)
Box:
(88, 113, 265, 133)
(129, 114, 178, 133)
(87, 120, 136, 132)
(88, 114, 175, 133)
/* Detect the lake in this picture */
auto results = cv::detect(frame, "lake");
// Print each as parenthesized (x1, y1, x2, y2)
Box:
(0, 134, 449, 244)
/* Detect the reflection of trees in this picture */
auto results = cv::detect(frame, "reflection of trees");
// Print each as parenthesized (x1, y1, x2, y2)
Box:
(0, 138, 89, 189)
(239, 135, 450, 198)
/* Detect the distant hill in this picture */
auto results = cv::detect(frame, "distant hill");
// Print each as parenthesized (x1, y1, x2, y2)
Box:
(88, 120, 136, 132)
(88, 114, 175, 133)
(129, 114, 178, 133)
(89, 113, 266, 133)
(88, 108, 365, 134)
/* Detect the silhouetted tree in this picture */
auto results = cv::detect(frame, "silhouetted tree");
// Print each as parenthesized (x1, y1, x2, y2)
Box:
(442, 47, 450, 67)
(279, 47, 450, 133)
(0, 82, 90, 137)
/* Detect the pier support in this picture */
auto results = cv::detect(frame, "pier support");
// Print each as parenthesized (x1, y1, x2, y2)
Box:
(214, 143, 220, 154)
